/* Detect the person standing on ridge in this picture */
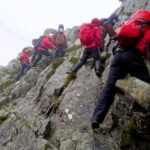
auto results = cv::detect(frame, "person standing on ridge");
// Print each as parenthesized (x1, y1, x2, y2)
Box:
(16, 48, 31, 81)
(53, 24, 67, 57)
(67, 18, 103, 77)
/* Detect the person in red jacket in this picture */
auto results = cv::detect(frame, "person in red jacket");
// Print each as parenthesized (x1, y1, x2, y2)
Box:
(67, 18, 103, 77)
(91, 10, 150, 131)
(16, 48, 31, 81)
(32, 35, 56, 67)
(53, 24, 67, 57)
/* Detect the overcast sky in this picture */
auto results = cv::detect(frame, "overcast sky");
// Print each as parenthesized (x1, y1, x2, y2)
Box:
(0, 0, 121, 66)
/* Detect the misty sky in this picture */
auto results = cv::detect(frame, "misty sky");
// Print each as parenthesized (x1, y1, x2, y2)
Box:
(0, 0, 121, 66)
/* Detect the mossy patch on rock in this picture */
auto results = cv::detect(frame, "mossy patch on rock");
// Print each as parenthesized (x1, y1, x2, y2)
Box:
(120, 130, 131, 150)
(0, 80, 13, 90)
(51, 57, 64, 70)
(69, 49, 81, 65)
(45, 96, 61, 118)
(121, 111, 150, 150)
(43, 142, 51, 150)
(46, 57, 64, 80)
(0, 116, 8, 124)
(64, 73, 76, 87)
(45, 87, 64, 118)
(69, 57, 79, 65)
(46, 69, 55, 80)
(66, 44, 82, 53)
(0, 109, 10, 125)
(12, 111, 37, 134)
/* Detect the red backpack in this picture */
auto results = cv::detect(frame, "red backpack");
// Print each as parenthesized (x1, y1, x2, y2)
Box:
(116, 9, 150, 55)
(137, 29, 150, 56)
(79, 23, 95, 45)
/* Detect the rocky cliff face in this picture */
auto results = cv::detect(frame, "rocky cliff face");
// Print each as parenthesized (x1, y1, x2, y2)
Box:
(0, 0, 150, 150)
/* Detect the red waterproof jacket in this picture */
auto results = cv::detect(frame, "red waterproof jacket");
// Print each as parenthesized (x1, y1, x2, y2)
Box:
(20, 50, 29, 64)
(53, 32, 67, 47)
(85, 26, 102, 49)
(137, 29, 150, 57)
(38, 36, 56, 51)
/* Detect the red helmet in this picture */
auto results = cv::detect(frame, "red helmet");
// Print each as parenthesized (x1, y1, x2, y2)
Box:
(91, 18, 101, 26)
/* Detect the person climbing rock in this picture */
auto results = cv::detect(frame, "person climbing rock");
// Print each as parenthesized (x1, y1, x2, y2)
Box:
(31, 38, 39, 63)
(100, 13, 118, 47)
(67, 18, 103, 77)
(91, 10, 150, 130)
(16, 48, 31, 81)
(53, 24, 67, 57)
(31, 35, 56, 67)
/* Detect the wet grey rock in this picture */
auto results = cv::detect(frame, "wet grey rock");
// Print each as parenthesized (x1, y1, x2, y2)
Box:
(6, 59, 20, 75)
(116, 77, 150, 110)
(44, 28, 57, 35)
(65, 26, 80, 46)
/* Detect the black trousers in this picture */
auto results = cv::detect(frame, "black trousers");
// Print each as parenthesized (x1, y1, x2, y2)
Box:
(33, 50, 53, 66)
(56, 45, 65, 57)
(72, 47, 101, 74)
(92, 46, 150, 123)
(31, 50, 38, 63)
(16, 61, 30, 81)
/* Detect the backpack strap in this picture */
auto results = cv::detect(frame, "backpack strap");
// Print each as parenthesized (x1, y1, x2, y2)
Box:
(146, 43, 150, 61)
(130, 18, 150, 23)
(130, 18, 150, 31)
(138, 18, 150, 24)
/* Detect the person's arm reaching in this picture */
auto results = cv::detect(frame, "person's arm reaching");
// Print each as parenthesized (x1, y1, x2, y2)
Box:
(44, 37, 56, 49)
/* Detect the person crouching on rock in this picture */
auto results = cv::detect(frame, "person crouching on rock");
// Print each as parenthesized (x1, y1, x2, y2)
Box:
(16, 48, 31, 81)
(31, 35, 57, 67)
(31, 38, 39, 64)
(67, 18, 103, 77)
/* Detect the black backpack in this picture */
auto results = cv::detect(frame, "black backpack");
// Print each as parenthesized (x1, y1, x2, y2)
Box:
(34, 36, 45, 49)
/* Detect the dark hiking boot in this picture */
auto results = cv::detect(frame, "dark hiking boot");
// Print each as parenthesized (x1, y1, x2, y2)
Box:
(96, 71, 101, 77)
(95, 60, 102, 77)
(91, 121, 99, 129)
(30, 63, 36, 68)
(66, 69, 73, 74)
(91, 121, 104, 134)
